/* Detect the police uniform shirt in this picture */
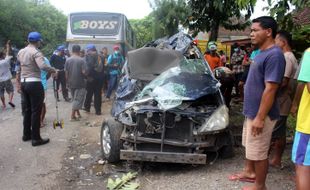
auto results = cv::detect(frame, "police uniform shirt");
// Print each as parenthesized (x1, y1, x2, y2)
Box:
(17, 44, 56, 79)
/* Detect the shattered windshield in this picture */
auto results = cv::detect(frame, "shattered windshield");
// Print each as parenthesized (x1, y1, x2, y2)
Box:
(135, 58, 219, 110)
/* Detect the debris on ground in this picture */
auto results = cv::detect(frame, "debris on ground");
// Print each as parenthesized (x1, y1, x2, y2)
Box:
(80, 154, 91, 159)
(107, 172, 139, 190)
(98, 159, 106, 165)
(78, 166, 86, 170)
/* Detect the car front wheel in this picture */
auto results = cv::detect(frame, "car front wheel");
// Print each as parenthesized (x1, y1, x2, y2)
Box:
(100, 119, 123, 163)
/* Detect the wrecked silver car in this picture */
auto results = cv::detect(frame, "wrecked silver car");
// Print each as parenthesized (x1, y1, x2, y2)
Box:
(100, 33, 234, 165)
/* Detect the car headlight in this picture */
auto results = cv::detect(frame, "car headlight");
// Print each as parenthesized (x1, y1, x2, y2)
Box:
(197, 105, 229, 133)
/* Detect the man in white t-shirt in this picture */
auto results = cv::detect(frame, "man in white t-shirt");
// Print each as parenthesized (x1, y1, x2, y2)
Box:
(270, 30, 298, 167)
(0, 41, 14, 109)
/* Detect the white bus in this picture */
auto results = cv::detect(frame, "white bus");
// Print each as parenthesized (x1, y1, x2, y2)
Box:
(66, 12, 136, 56)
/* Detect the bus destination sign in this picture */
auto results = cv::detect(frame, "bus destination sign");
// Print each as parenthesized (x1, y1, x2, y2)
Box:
(71, 14, 121, 36)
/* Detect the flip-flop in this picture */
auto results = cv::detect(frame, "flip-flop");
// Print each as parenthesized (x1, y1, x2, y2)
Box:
(269, 163, 285, 170)
(242, 186, 255, 190)
(70, 117, 80, 122)
(229, 174, 255, 183)
(8, 102, 15, 108)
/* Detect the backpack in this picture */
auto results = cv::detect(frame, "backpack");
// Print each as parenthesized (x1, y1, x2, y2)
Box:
(93, 55, 103, 73)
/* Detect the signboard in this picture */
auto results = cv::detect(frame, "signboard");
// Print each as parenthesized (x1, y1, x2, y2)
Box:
(70, 13, 121, 36)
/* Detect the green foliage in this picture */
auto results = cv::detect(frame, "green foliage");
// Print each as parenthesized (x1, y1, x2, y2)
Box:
(292, 24, 310, 59)
(287, 115, 296, 138)
(0, 0, 66, 55)
(150, 0, 190, 38)
(107, 172, 139, 190)
(129, 16, 153, 48)
(129, 0, 190, 46)
(264, 0, 309, 30)
(263, 0, 309, 58)
(187, 0, 255, 41)
(293, 25, 310, 43)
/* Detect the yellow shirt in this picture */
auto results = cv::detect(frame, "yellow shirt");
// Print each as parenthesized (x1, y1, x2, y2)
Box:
(296, 87, 310, 134)
(296, 48, 310, 134)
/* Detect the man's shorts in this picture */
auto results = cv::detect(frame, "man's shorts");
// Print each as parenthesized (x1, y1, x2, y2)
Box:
(272, 116, 287, 139)
(292, 131, 310, 166)
(71, 88, 86, 110)
(242, 116, 277, 160)
(0, 79, 14, 97)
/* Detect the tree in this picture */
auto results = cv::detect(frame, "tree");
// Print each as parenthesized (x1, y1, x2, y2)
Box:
(129, 16, 153, 48)
(0, 0, 66, 55)
(263, 0, 310, 58)
(260, 0, 309, 30)
(187, 0, 256, 41)
(27, 1, 67, 55)
(149, 0, 190, 38)
(0, 0, 33, 47)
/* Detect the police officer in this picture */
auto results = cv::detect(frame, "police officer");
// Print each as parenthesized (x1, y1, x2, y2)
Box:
(17, 31, 57, 146)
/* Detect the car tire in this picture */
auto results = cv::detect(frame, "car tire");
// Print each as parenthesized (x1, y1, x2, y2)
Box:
(100, 118, 123, 163)
(219, 131, 235, 159)
(219, 144, 234, 159)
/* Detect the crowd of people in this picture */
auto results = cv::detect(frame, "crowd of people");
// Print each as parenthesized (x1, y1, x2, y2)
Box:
(1, 31, 125, 147)
(203, 16, 309, 190)
(204, 40, 262, 107)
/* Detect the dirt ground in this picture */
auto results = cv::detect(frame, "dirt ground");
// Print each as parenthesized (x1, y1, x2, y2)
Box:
(54, 99, 296, 190)
(0, 80, 295, 190)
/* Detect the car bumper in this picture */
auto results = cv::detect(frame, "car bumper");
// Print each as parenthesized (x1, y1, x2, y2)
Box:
(120, 150, 206, 164)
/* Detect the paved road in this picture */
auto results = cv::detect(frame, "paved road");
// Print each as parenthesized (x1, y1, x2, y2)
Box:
(0, 80, 80, 190)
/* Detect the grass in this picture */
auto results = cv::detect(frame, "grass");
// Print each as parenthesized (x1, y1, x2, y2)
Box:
(287, 115, 297, 138)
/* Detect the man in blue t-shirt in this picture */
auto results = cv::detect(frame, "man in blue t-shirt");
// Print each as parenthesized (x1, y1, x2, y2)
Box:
(105, 45, 125, 100)
(229, 16, 285, 190)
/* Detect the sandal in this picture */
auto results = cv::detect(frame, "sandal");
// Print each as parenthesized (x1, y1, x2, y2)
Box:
(229, 173, 255, 183)
(9, 102, 15, 108)
(70, 117, 80, 121)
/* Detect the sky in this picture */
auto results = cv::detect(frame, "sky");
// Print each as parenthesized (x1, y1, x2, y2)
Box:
(49, 0, 153, 19)
(49, 0, 269, 19)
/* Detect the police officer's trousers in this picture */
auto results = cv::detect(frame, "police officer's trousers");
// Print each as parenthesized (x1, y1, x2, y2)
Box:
(21, 81, 44, 140)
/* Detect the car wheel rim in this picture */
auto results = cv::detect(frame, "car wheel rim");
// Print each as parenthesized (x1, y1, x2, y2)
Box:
(102, 125, 111, 156)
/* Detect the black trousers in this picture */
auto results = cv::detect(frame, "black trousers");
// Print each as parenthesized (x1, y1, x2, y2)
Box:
(234, 73, 243, 96)
(21, 81, 44, 140)
(84, 80, 103, 113)
(220, 78, 234, 108)
(54, 70, 68, 99)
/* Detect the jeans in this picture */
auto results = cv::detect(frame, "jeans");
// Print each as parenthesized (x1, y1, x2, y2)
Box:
(21, 81, 44, 140)
(106, 74, 118, 99)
